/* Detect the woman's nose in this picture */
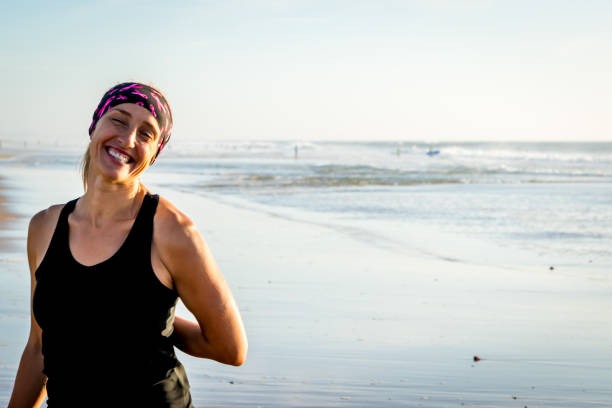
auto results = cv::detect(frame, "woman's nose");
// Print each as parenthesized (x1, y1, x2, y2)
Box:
(119, 126, 137, 147)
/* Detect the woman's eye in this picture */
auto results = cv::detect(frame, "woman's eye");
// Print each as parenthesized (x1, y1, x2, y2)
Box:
(112, 118, 126, 125)
(139, 131, 153, 140)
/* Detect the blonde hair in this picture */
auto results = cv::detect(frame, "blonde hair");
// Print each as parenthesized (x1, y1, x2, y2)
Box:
(81, 146, 91, 191)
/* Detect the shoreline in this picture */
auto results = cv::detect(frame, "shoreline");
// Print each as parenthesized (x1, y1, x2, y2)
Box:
(0, 176, 23, 253)
(0, 163, 611, 407)
(0, 177, 18, 221)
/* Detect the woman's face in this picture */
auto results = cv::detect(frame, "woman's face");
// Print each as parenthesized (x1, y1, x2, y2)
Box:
(89, 103, 161, 184)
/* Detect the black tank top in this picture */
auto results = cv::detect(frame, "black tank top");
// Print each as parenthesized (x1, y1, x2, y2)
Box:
(32, 193, 193, 407)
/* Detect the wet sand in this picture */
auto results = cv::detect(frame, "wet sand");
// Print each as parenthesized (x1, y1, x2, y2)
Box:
(0, 174, 30, 403)
(0, 164, 611, 407)
(0, 178, 21, 253)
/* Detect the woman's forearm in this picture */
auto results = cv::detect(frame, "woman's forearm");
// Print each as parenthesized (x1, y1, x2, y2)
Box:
(172, 315, 245, 365)
(171, 315, 215, 360)
(8, 342, 47, 408)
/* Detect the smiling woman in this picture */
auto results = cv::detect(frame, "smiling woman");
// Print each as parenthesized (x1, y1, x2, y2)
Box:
(81, 83, 172, 191)
(84, 104, 161, 189)
(8, 82, 248, 408)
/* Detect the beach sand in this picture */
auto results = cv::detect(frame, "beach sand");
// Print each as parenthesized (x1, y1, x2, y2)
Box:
(0, 164, 611, 407)
(0, 177, 20, 251)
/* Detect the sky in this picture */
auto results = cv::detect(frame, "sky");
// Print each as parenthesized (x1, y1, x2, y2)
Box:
(0, 0, 611, 146)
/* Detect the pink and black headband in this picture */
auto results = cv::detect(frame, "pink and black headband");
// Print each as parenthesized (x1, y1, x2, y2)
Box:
(89, 82, 173, 161)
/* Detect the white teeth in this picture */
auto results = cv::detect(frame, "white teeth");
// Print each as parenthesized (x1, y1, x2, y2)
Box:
(108, 148, 130, 164)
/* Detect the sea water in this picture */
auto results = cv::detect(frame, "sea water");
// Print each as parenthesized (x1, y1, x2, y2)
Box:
(2, 140, 611, 275)
(1, 141, 611, 407)
(142, 141, 612, 273)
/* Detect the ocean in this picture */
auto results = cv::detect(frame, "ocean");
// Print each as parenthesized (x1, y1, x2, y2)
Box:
(5, 140, 611, 271)
(150, 141, 612, 273)
(1, 141, 611, 407)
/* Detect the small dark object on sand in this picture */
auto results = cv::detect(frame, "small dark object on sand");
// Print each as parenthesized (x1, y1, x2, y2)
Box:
(473, 356, 481, 362)
(512, 396, 517, 400)
(549, 266, 554, 270)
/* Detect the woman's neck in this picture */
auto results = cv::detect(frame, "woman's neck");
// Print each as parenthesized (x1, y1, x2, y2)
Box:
(78, 178, 146, 226)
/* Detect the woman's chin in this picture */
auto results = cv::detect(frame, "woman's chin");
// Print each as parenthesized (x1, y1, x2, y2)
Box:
(93, 153, 138, 181)
(92, 164, 139, 185)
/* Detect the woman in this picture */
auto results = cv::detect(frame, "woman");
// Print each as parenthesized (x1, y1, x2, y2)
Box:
(8, 82, 248, 407)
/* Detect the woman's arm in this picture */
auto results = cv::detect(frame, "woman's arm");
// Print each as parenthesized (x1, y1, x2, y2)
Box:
(8, 211, 55, 408)
(171, 315, 219, 360)
(155, 198, 247, 366)
(8, 339, 47, 408)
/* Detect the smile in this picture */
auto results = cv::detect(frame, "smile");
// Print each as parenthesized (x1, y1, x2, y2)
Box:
(106, 146, 133, 164)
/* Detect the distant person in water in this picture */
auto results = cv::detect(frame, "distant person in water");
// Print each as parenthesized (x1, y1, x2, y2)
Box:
(8, 82, 247, 408)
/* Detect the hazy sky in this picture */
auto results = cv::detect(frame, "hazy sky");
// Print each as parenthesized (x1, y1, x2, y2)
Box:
(1, 0, 611, 145)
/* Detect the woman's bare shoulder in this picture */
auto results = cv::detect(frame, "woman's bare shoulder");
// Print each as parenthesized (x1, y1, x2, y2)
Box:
(28, 204, 66, 271)
(29, 204, 64, 234)
(153, 196, 205, 263)
(154, 196, 197, 235)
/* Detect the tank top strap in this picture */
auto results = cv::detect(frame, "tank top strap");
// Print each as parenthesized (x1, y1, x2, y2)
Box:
(35, 198, 78, 279)
(121, 192, 160, 255)
(49, 198, 78, 254)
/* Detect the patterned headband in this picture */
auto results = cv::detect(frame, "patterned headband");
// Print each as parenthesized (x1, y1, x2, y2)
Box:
(89, 82, 173, 161)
